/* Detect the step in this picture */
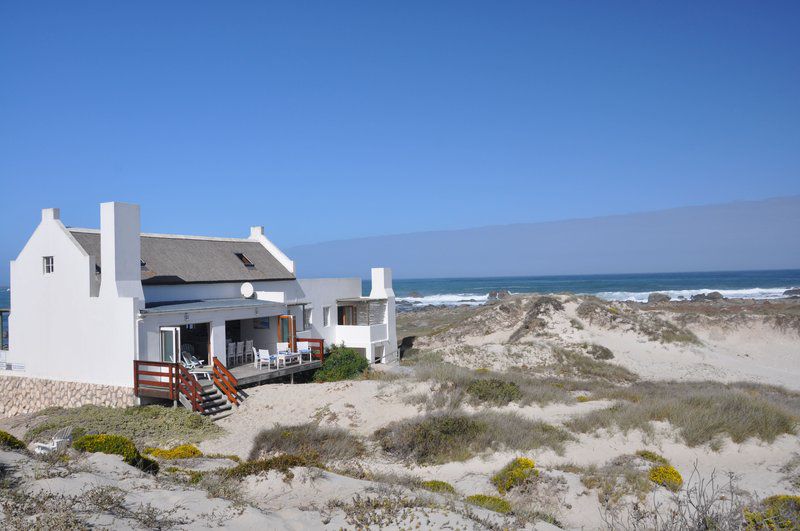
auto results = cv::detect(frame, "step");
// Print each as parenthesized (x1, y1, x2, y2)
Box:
(200, 398, 227, 410)
(201, 403, 232, 416)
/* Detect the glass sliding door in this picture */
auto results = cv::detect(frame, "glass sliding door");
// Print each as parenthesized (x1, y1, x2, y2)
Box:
(160, 326, 181, 363)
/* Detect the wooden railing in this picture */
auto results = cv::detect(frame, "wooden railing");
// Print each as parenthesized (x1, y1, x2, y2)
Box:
(213, 357, 239, 406)
(176, 363, 203, 412)
(133, 360, 176, 400)
(295, 337, 324, 361)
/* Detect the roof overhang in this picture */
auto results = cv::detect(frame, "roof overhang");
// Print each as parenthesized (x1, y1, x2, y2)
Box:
(139, 298, 287, 316)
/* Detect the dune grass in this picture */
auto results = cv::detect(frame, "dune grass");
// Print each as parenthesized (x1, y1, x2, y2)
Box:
(410, 361, 575, 410)
(568, 381, 799, 446)
(248, 423, 365, 462)
(374, 411, 572, 464)
(24, 405, 221, 447)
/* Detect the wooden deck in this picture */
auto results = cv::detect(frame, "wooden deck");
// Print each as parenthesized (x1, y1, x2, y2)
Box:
(229, 360, 321, 387)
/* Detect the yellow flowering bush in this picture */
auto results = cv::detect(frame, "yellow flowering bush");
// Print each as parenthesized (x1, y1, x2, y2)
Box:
(648, 464, 683, 492)
(466, 494, 512, 514)
(144, 444, 203, 460)
(421, 480, 456, 494)
(744, 494, 800, 529)
(491, 457, 538, 494)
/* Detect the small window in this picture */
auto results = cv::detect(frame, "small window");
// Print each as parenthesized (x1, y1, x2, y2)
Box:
(43, 256, 54, 274)
(235, 253, 255, 268)
(323, 306, 331, 327)
(140, 259, 149, 272)
(303, 308, 312, 329)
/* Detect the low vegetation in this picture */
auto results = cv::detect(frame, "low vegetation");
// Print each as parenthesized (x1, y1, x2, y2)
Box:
(568, 381, 799, 446)
(635, 449, 669, 465)
(410, 362, 575, 409)
(24, 405, 221, 447)
(572, 455, 652, 507)
(745, 494, 800, 529)
(72, 434, 159, 474)
(491, 457, 537, 494)
(0, 430, 25, 450)
(144, 444, 203, 460)
(226, 453, 322, 481)
(374, 411, 572, 464)
(248, 423, 365, 462)
(314, 345, 369, 382)
(584, 343, 614, 360)
(465, 378, 522, 405)
(420, 480, 456, 494)
(550, 347, 637, 383)
(465, 494, 512, 514)
(649, 464, 683, 492)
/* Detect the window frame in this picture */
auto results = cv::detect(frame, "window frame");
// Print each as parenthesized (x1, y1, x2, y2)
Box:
(323, 306, 331, 327)
(43, 256, 54, 275)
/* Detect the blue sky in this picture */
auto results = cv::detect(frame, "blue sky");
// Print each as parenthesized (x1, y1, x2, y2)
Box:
(1, 1, 799, 284)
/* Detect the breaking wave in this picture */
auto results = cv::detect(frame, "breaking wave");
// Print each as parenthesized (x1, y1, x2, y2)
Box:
(594, 287, 795, 303)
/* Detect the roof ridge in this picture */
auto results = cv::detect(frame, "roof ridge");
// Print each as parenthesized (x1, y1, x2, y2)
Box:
(68, 227, 253, 243)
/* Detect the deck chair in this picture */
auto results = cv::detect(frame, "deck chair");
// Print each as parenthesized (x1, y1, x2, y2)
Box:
(226, 342, 236, 367)
(244, 340, 254, 364)
(235, 341, 245, 366)
(33, 426, 73, 455)
(181, 352, 202, 370)
(255, 347, 276, 369)
(297, 341, 312, 362)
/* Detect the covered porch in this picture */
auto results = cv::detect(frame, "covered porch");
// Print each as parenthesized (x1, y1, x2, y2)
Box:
(135, 298, 325, 406)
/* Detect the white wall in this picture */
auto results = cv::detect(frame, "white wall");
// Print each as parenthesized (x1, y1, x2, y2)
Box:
(8, 208, 139, 387)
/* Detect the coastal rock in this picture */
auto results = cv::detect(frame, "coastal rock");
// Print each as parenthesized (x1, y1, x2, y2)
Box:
(407, 291, 423, 298)
(691, 291, 724, 302)
(647, 293, 671, 304)
(783, 288, 800, 297)
(487, 290, 511, 301)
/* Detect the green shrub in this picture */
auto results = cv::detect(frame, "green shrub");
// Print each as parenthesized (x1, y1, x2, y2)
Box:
(636, 450, 669, 465)
(375, 414, 486, 464)
(0, 430, 25, 450)
(25, 405, 220, 446)
(421, 480, 456, 494)
(492, 457, 538, 494)
(648, 464, 682, 492)
(466, 378, 522, 405)
(144, 444, 203, 460)
(375, 411, 571, 465)
(745, 494, 800, 529)
(586, 344, 614, 360)
(73, 434, 159, 474)
(226, 453, 322, 481)
(313, 345, 369, 382)
(466, 494, 512, 514)
(248, 423, 364, 462)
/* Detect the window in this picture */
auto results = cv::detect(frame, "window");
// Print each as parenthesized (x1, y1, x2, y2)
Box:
(303, 308, 312, 329)
(235, 253, 255, 268)
(323, 306, 331, 327)
(43, 256, 54, 274)
(338, 305, 357, 325)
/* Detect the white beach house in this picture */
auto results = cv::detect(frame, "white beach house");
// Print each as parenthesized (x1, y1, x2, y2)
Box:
(0, 202, 396, 416)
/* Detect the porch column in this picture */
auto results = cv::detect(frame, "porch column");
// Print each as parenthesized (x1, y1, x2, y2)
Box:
(210, 320, 227, 366)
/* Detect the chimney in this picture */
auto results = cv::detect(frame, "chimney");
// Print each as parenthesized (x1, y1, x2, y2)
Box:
(250, 226, 265, 238)
(369, 267, 395, 299)
(99, 202, 144, 301)
(41, 208, 60, 221)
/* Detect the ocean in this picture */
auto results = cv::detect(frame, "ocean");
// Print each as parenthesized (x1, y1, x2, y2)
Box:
(2, 269, 799, 312)
(379, 269, 800, 308)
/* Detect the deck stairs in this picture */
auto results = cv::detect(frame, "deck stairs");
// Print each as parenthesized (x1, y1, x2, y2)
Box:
(177, 380, 235, 420)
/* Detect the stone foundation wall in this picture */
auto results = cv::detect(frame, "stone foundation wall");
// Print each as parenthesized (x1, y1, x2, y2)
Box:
(0, 374, 135, 417)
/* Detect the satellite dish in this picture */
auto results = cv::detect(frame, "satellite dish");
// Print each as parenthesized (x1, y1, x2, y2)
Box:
(241, 282, 255, 298)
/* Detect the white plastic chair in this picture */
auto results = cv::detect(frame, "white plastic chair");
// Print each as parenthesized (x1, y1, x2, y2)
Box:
(255, 347, 276, 369)
(244, 340, 254, 364)
(235, 341, 245, 366)
(33, 426, 73, 455)
(297, 341, 312, 362)
(226, 342, 236, 366)
(276, 342, 300, 366)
